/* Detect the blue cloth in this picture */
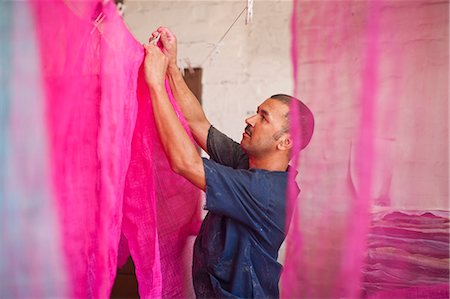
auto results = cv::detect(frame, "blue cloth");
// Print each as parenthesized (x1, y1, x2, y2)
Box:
(192, 126, 290, 298)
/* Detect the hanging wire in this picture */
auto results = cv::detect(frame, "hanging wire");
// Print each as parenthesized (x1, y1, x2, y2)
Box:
(201, 6, 248, 66)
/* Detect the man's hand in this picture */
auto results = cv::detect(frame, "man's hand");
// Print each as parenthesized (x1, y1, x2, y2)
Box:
(149, 26, 178, 70)
(144, 43, 169, 88)
(144, 35, 206, 191)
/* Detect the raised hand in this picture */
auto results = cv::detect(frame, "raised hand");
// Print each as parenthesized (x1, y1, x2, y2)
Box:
(150, 26, 178, 69)
(143, 43, 169, 88)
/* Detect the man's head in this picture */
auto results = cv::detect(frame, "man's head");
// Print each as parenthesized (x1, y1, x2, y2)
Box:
(240, 94, 314, 160)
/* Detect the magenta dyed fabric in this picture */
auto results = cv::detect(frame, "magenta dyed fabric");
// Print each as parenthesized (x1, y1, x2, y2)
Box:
(363, 211, 449, 298)
(30, 0, 200, 298)
(282, 1, 448, 298)
(3, 0, 448, 298)
(33, 2, 139, 297)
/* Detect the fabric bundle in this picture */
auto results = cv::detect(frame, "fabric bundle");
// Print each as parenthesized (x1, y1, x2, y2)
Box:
(363, 210, 449, 298)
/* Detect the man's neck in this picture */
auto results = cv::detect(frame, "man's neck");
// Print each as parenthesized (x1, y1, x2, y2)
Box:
(248, 155, 289, 172)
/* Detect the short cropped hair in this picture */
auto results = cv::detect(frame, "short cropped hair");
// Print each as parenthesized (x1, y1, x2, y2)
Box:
(270, 94, 314, 151)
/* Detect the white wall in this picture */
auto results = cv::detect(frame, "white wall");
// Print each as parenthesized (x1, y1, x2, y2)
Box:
(124, 0, 293, 142)
(124, 1, 448, 211)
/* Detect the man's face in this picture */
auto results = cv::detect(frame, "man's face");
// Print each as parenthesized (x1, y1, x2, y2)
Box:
(240, 98, 289, 157)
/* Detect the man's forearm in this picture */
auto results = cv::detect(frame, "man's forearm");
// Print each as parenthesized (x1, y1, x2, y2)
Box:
(166, 65, 211, 150)
(148, 83, 205, 190)
(167, 65, 209, 128)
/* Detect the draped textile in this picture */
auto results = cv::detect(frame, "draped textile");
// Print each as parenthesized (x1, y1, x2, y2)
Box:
(1, 0, 448, 298)
(1, 0, 200, 298)
(282, 1, 449, 298)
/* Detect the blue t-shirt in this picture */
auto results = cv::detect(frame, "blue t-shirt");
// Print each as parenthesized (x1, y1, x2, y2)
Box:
(192, 126, 292, 298)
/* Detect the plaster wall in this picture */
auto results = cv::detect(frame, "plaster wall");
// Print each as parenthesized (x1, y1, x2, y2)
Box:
(124, 1, 448, 211)
(124, 0, 293, 143)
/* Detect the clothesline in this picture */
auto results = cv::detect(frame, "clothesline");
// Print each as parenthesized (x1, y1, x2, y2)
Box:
(200, 6, 248, 67)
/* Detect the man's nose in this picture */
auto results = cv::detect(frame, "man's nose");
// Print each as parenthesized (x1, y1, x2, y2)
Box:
(245, 114, 257, 126)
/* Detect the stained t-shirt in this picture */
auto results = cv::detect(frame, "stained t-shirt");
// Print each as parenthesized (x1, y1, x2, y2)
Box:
(192, 126, 291, 298)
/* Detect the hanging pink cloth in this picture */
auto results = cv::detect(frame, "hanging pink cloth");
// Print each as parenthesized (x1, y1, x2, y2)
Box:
(282, 1, 449, 298)
(30, 0, 201, 297)
(3, 0, 448, 298)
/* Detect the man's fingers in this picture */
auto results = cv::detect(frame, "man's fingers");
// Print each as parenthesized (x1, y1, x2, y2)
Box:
(144, 43, 156, 54)
(157, 26, 176, 41)
(160, 31, 169, 45)
(148, 31, 158, 43)
(145, 43, 167, 59)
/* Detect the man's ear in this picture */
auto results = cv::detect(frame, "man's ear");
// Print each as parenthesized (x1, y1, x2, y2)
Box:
(277, 134, 293, 151)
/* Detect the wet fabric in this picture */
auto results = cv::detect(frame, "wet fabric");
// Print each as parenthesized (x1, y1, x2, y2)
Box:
(363, 210, 449, 298)
(193, 127, 291, 298)
(2, 0, 448, 298)
(1, 0, 200, 298)
(282, 1, 449, 298)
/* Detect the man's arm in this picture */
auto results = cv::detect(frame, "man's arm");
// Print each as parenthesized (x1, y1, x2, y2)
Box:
(167, 66, 211, 151)
(154, 27, 211, 152)
(144, 43, 205, 191)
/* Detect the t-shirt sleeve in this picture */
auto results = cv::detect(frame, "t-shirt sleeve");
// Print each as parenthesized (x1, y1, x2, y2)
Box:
(206, 126, 249, 169)
(202, 158, 269, 232)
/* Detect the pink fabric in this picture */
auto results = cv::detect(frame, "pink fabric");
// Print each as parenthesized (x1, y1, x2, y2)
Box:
(369, 284, 449, 299)
(281, 2, 304, 298)
(363, 211, 449, 297)
(3, 0, 448, 298)
(122, 69, 201, 298)
(283, 1, 448, 298)
(33, 2, 142, 297)
(337, 1, 380, 298)
(30, 0, 200, 298)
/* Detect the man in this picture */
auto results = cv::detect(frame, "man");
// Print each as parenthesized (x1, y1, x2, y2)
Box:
(144, 27, 314, 298)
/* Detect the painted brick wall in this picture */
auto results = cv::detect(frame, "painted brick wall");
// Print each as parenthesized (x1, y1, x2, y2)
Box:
(124, 0, 293, 142)
(124, 1, 448, 210)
